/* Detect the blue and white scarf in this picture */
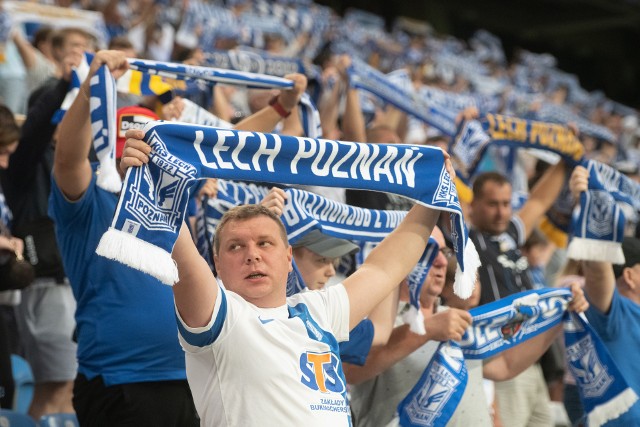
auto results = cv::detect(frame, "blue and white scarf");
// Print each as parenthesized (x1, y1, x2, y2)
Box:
(89, 65, 119, 192)
(567, 159, 640, 263)
(199, 179, 440, 315)
(96, 123, 479, 299)
(451, 113, 585, 180)
(202, 48, 307, 77)
(348, 58, 458, 137)
(129, 58, 322, 138)
(53, 53, 173, 125)
(127, 58, 294, 90)
(397, 288, 637, 427)
(52, 52, 93, 124)
(283, 188, 440, 329)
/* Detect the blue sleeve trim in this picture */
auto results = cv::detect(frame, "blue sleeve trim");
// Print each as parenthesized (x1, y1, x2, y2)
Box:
(339, 319, 374, 366)
(177, 288, 228, 348)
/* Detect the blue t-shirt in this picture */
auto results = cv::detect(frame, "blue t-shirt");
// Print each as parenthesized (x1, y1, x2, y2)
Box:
(585, 289, 640, 425)
(339, 319, 374, 366)
(49, 171, 186, 386)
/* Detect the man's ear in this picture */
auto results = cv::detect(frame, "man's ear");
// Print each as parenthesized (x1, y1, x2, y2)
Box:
(622, 266, 639, 291)
(213, 254, 221, 274)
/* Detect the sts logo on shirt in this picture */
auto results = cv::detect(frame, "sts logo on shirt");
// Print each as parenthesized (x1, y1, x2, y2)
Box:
(299, 351, 345, 394)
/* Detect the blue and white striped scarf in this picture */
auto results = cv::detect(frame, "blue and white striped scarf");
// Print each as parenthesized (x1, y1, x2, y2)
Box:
(127, 58, 294, 90)
(96, 123, 479, 299)
(567, 159, 640, 263)
(129, 58, 322, 138)
(397, 288, 637, 427)
(53, 53, 173, 125)
(283, 187, 439, 327)
(52, 52, 93, 124)
(89, 65, 119, 192)
(198, 180, 439, 315)
(348, 58, 458, 137)
(202, 48, 307, 77)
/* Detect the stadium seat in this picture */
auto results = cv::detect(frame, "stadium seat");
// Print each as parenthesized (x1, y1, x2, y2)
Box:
(10, 355, 34, 414)
(39, 413, 79, 427)
(0, 409, 37, 427)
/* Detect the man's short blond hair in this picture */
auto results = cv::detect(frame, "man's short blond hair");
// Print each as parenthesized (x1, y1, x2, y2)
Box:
(214, 204, 289, 255)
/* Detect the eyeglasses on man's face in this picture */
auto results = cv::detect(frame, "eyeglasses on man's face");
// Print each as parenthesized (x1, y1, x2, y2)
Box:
(439, 247, 454, 258)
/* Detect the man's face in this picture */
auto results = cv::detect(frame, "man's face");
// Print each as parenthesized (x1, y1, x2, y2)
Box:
(60, 32, 92, 61)
(293, 247, 336, 291)
(471, 181, 512, 235)
(214, 216, 292, 307)
(422, 227, 449, 300)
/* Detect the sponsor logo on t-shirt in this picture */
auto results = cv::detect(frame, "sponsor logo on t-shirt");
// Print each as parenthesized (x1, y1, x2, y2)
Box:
(299, 351, 345, 394)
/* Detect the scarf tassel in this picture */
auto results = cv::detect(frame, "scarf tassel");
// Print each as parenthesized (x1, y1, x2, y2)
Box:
(567, 237, 625, 265)
(454, 238, 481, 299)
(588, 385, 639, 427)
(96, 227, 178, 286)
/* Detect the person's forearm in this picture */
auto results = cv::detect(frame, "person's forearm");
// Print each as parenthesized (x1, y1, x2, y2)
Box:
(483, 324, 561, 381)
(346, 204, 439, 329)
(581, 260, 616, 313)
(56, 81, 93, 168)
(368, 287, 399, 346)
(234, 105, 285, 133)
(12, 32, 36, 70)
(345, 324, 428, 385)
(172, 222, 218, 327)
(342, 87, 366, 143)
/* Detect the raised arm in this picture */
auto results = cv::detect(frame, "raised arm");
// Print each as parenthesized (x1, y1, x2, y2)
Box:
(233, 73, 307, 133)
(120, 131, 218, 327)
(568, 164, 616, 313)
(344, 204, 439, 329)
(517, 159, 567, 240)
(172, 221, 219, 327)
(367, 286, 400, 346)
(53, 50, 128, 200)
(339, 55, 367, 144)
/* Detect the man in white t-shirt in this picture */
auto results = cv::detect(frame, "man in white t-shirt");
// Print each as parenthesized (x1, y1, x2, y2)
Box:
(122, 129, 448, 425)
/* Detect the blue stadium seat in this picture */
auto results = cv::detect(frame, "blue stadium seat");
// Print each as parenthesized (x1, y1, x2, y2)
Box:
(0, 409, 37, 427)
(39, 413, 79, 427)
(10, 355, 34, 415)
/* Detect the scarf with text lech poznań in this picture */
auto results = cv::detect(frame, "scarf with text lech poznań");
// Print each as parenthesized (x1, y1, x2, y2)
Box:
(347, 57, 458, 137)
(197, 179, 441, 315)
(95, 122, 479, 297)
(450, 113, 585, 180)
(567, 159, 640, 264)
(395, 288, 637, 427)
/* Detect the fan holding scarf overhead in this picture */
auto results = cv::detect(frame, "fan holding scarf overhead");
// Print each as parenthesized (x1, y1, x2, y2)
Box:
(48, 49, 312, 426)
